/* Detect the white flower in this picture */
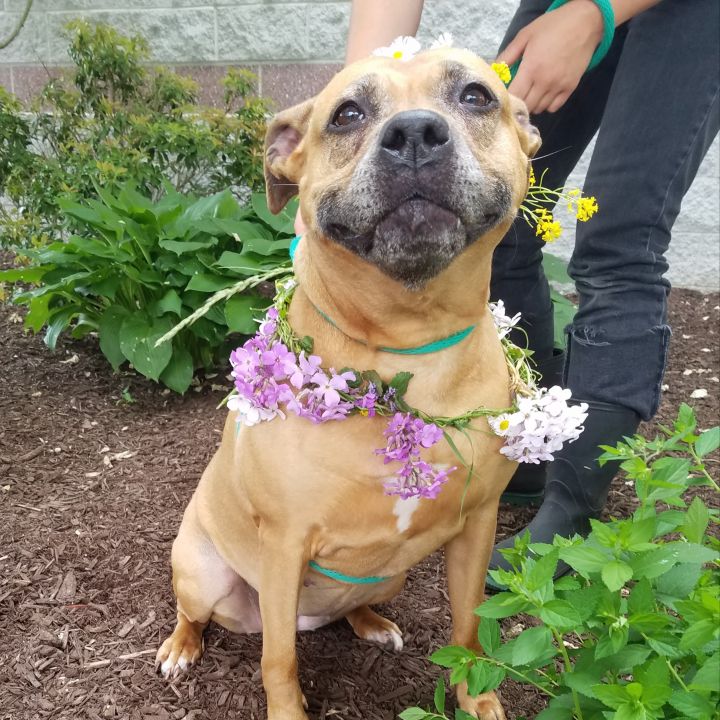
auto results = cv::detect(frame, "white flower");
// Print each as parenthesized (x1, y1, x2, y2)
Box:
(489, 300, 521, 339)
(430, 32, 454, 49)
(490, 386, 587, 464)
(372, 36, 422, 62)
(228, 395, 280, 427)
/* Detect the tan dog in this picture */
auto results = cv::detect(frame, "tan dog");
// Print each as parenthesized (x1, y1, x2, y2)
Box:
(156, 48, 540, 720)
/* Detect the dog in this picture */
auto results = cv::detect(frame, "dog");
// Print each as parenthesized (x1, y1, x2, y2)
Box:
(155, 47, 540, 720)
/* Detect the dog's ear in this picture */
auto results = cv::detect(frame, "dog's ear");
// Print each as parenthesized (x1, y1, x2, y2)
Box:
(509, 95, 541, 158)
(264, 98, 314, 214)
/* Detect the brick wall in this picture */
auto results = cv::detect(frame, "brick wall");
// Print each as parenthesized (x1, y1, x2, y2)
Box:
(1, 0, 717, 289)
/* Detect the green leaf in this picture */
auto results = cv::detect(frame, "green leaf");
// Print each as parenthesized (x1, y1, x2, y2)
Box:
(669, 690, 716, 719)
(99, 305, 131, 371)
(251, 192, 297, 233)
(477, 618, 501, 656)
(511, 626, 554, 666)
(225, 294, 265, 334)
(154, 289, 184, 317)
(158, 237, 218, 255)
(24, 293, 52, 333)
(216, 250, 272, 275)
(430, 645, 476, 668)
(44, 306, 77, 350)
(695, 426, 720, 457)
(542, 251, 572, 284)
(538, 599, 582, 629)
(474, 592, 530, 619)
(559, 545, 610, 576)
(679, 618, 718, 652)
(0, 265, 47, 283)
(655, 562, 703, 600)
(389, 371, 414, 396)
(119, 315, 172, 381)
(398, 709, 429, 720)
(682, 495, 711, 543)
(185, 273, 237, 292)
(628, 578, 654, 615)
(689, 652, 720, 692)
(160, 347, 194, 394)
(592, 683, 629, 709)
(433, 676, 446, 715)
(535, 693, 578, 720)
(595, 622, 629, 659)
(601, 560, 633, 592)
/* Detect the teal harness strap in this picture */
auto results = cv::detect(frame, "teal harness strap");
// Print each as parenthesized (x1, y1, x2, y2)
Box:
(289, 236, 476, 355)
(509, 0, 615, 81)
(308, 560, 390, 585)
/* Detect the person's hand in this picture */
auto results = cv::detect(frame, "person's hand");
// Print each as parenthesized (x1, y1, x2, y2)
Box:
(294, 207, 306, 236)
(497, 0, 605, 114)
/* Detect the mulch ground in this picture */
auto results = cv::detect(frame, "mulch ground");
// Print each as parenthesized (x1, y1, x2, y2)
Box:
(1, 288, 718, 720)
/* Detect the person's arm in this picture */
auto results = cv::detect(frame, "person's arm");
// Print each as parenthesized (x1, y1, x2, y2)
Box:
(345, 0, 424, 64)
(498, 0, 663, 114)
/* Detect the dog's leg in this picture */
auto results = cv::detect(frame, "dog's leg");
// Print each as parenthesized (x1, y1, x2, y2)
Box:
(258, 527, 310, 720)
(156, 498, 259, 678)
(346, 605, 403, 651)
(445, 503, 507, 720)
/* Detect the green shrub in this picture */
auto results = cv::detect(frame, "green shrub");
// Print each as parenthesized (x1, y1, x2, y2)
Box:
(0, 19, 269, 248)
(0, 183, 296, 392)
(403, 403, 719, 720)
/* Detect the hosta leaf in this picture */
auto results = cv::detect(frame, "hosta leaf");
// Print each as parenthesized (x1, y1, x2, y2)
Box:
(185, 273, 237, 292)
(99, 305, 131, 371)
(160, 347, 194, 394)
(44, 306, 78, 350)
(225, 294, 265, 334)
(119, 315, 172, 381)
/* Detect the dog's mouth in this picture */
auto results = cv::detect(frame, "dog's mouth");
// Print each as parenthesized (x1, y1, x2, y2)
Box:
(327, 195, 477, 254)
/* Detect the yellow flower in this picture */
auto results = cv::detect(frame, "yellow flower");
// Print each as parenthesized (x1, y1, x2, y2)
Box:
(491, 61, 512, 85)
(535, 210, 562, 242)
(576, 196, 599, 222)
(499, 418, 510, 431)
(359, 408, 369, 417)
(529, 166, 536, 186)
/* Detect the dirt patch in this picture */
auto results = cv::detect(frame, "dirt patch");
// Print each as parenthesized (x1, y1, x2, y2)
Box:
(0, 289, 717, 720)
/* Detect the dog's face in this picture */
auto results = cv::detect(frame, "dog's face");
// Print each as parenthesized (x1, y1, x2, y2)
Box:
(265, 48, 541, 288)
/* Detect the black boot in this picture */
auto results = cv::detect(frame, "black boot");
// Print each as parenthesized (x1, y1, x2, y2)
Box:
(487, 399, 640, 589)
(500, 348, 566, 506)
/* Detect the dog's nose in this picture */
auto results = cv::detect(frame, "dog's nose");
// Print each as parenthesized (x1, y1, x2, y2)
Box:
(379, 110, 451, 168)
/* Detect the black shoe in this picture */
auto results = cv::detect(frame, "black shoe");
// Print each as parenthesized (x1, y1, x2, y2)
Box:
(500, 348, 566, 507)
(488, 399, 640, 590)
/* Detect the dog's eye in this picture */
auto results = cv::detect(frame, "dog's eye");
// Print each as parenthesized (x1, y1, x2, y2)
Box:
(459, 83, 494, 109)
(331, 102, 365, 128)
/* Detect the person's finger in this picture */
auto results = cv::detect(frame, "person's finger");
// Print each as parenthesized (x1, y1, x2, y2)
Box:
(547, 91, 571, 113)
(523, 84, 547, 115)
(533, 91, 556, 115)
(507, 62, 533, 102)
(496, 30, 528, 67)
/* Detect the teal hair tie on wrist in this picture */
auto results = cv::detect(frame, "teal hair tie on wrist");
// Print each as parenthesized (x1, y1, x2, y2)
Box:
(508, 0, 615, 82)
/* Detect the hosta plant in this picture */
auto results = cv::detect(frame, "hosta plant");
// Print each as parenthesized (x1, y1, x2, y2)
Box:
(402, 403, 719, 720)
(0, 183, 296, 392)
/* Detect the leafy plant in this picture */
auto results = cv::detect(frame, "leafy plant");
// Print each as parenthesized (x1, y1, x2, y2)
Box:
(0, 183, 296, 392)
(0, 19, 269, 248)
(402, 403, 719, 720)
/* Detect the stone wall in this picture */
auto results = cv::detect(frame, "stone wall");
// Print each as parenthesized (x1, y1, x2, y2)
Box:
(1, 0, 717, 290)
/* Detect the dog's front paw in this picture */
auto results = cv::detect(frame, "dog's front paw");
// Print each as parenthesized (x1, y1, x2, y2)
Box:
(456, 683, 506, 720)
(155, 621, 204, 679)
(346, 606, 403, 651)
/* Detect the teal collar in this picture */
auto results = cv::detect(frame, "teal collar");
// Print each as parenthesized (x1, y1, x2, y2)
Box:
(308, 560, 390, 585)
(289, 236, 476, 356)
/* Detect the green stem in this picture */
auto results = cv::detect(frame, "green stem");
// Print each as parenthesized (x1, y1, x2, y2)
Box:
(550, 627, 583, 720)
(474, 656, 558, 698)
(689, 445, 719, 492)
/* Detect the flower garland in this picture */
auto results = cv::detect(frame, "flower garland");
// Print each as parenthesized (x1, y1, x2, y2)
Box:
(228, 279, 588, 500)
